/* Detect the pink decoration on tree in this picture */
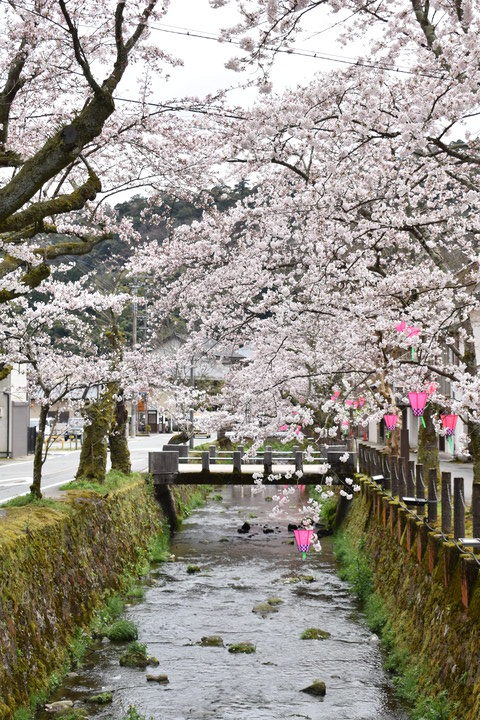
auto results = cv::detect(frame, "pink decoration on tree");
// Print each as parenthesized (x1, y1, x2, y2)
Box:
(293, 528, 314, 560)
(441, 414, 458, 436)
(408, 392, 428, 417)
(395, 321, 407, 332)
(406, 326, 420, 337)
(278, 424, 288, 431)
(384, 414, 399, 431)
(358, 397, 365, 407)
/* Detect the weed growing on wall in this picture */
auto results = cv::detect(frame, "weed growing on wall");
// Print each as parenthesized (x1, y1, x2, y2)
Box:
(334, 532, 458, 720)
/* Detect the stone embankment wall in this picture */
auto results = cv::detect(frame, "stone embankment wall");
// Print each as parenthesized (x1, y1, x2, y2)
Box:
(344, 476, 480, 720)
(0, 480, 198, 719)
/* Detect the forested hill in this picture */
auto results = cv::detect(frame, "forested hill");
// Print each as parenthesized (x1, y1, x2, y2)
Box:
(69, 181, 254, 279)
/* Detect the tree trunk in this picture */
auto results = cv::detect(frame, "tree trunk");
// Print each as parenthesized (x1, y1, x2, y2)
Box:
(109, 391, 131, 474)
(468, 421, 480, 486)
(417, 404, 439, 484)
(217, 425, 233, 449)
(30, 404, 49, 499)
(75, 389, 115, 483)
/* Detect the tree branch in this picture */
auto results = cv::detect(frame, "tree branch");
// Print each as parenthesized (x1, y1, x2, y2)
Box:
(0, 167, 101, 233)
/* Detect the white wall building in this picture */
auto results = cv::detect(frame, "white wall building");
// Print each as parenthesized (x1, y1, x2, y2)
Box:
(0, 365, 30, 458)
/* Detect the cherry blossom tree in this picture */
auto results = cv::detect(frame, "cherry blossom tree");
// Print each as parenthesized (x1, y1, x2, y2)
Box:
(129, 1, 480, 501)
(0, 276, 127, 496)
(0, 0, 226, 312)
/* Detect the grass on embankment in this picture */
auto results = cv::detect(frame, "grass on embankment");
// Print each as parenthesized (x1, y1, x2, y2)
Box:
(334, 532, 458, 720)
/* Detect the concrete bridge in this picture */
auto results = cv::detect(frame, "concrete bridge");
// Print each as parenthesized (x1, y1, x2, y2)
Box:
(148, 444, 356, 485)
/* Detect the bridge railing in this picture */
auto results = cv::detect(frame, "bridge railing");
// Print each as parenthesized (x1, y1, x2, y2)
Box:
(358, 442, 480, 550)
(151, 444, 356, 485)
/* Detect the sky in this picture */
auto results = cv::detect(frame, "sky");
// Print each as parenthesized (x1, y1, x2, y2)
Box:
(134, 0, 366, 106)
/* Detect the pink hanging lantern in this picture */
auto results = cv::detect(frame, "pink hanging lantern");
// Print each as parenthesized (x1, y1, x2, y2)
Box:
(293, 528, 314, 560)
(358, 397, 366, 407)
(406, 326, 420, 338)
(279, 424, 288, 431)
(427, 382, 438, 395)
(395, 321, 407, 332)
(408, 391, 428, 417)
(330, 390, 340, 401)
(345, 399, 353, 406)
(384, 414, 399, 431)
(441, 414, 458, 436)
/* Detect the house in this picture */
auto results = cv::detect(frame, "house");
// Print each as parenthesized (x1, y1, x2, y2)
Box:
(0, 366, 30, 458)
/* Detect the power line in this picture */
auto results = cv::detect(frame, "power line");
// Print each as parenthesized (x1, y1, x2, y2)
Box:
(148, 22, 444, 80)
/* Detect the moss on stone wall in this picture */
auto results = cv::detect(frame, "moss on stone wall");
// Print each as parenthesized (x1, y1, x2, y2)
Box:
(0, 478, 209, 720)
(342, 477, 480, 720)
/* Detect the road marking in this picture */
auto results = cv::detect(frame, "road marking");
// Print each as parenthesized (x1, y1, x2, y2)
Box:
(0, 477, 31, 486)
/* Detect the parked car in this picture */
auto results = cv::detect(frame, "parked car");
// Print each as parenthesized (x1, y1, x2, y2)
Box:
(64, 417, 85, 440)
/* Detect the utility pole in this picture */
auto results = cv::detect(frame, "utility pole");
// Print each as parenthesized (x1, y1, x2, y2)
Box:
(130, 286, 138, 438)
(189, 360, 194, 449)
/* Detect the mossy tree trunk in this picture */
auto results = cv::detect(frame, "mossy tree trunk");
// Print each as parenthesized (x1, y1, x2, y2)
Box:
(30, 404, 50, 499)
(75, 389, 115, 483)
(217, 425, 233, 449)
(417, 404, 439, 484)
(109, 389, 131, 474)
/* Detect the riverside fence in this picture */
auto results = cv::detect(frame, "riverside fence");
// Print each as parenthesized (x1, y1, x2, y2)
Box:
(358, 442, 480, 549)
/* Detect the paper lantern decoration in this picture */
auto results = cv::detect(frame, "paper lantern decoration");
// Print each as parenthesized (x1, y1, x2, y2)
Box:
(384, 414, 399, 431)
(395, 321, 407, 332)
(408, 392, 428, 417)
(441, 414, 458, 436)
(293, 528, 314, 560)
(406, 326, 420, 338)
(358, 397, 366, 407)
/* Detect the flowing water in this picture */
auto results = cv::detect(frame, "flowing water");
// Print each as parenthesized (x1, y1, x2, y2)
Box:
(38, 487, 408, 720)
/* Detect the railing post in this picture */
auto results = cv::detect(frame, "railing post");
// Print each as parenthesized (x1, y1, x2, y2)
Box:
(233, 450, 242, 473)
(390, 457, 399, 497)
(416, 464, 425, 516)
(407, 460, 416, 497)
(453, 477, 466, 540)
(472, 483, 480, 537)
(441, 471, 452, 535)
(397, 460, 407, 499)
(149, 451, 179, 484)
(295, 450, 304, 473)
(201, 451, 210, 472)
(238, 445, 245, 464)
(359, 444, 364, 473)
(382, 454, 391, 492)
(264, 447, 272, 475)
(427, 468, 438, 524)
(209, 445, 216, 464)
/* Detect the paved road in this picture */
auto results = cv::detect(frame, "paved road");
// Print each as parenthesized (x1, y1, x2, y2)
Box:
(0, 434, 211, 504)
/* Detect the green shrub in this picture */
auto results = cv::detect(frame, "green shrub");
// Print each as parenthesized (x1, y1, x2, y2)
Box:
(122, 707, 149, 720)
(13, 709, 32, 720)
(126, 585, 145, 600)
(105, 620, 138, 642)
(148, 530, 170, 563)
(412, 692, 457, 720)
(319, 495, 338, 531)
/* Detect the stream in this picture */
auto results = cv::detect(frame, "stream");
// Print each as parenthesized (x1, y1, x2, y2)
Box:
(38, 486, 408, 720)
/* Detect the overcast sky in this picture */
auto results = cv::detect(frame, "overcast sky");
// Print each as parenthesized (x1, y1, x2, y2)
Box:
(140, 0, 365, 105)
